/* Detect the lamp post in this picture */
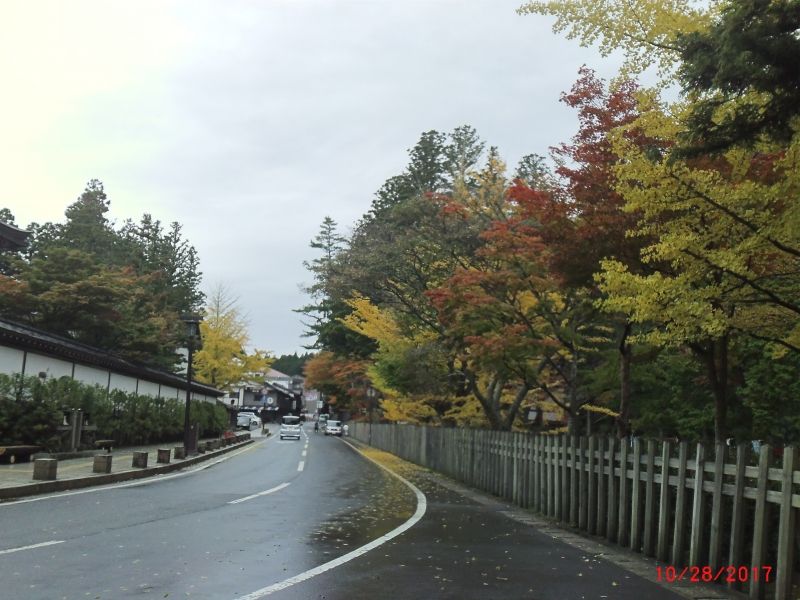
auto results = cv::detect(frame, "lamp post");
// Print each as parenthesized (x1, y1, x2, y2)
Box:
(181, 313, 202, 454)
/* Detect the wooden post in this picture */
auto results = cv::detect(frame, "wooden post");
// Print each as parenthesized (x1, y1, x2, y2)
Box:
(131, 451, 148, 468)
(554, 435, 563, 520)
(513, 433, 520, 505)
(656, 440, 672, 562)
(578, 436, 588, 530)
(532, 435, 540, 512)
(776, 446, 797, 600)
(727, 444, 747, 592)
(688, 443, 706, 567)
(32, 458, 58, 480)
(92, 454, 112, 474)
(617, 438, 630, 546)
(671, 441, 689, 565)
(630, 438, 642, 552)
(547, 436, 555, 518)
(596, 437, 607, 537)
(643, 439, 657, 556)
(561, 434, 569, 522)
(749, 444, 770, 600)
(606, 437, 618, 542)
(708, 443, 725, 570)
(587, 436, 597, 535)
(522, 434, 530, 508)
(570, 435, 579, 526)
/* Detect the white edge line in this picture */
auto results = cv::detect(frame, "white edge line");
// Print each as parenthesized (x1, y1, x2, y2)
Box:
(0, 540, 64, 555)
(228, 482, 291, 505)
(235, 439, 427, 600)
(0, 438, 268, 507)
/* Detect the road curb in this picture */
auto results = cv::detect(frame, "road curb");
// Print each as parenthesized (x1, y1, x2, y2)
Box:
(0, 438, 254, 501)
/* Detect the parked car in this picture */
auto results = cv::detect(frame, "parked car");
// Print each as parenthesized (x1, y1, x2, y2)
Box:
(237, 411, 261, 430)
(280, 415, 302, 440)
(324, 420, 342, 436)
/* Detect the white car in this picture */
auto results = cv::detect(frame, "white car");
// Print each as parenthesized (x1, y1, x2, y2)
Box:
(237, 412, 261, 430)
(280, 415, 302, 440)
(324, 420, 342, 436)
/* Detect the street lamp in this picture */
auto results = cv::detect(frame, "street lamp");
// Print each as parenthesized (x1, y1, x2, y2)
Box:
(181, 313, 202, 454)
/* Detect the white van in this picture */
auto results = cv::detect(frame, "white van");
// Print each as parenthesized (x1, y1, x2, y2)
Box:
(279, 415, 302, 440)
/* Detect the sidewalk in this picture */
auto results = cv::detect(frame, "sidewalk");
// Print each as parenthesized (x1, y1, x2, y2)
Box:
(0, 426, 270, 500)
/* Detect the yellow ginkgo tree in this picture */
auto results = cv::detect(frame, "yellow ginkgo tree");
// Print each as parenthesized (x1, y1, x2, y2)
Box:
(597, 97, 800, 442)
(194, 285, 273, 391)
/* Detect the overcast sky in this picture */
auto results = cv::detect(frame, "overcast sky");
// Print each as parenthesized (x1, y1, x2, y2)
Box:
(0, 0, 627, 356)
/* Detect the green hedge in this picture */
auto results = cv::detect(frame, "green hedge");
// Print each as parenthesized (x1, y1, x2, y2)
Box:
(0, 374, 229, 450)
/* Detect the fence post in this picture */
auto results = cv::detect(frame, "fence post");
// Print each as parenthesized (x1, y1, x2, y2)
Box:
(570, 435, 579, 526)
(749, 444, 770, 600)
(587, 436, 597, 534)
(561, 434, 569, 521)
(688, 442, 706, 567)
(546, 436, 555, 517)
(671, 441, 689, 565)
(630, 438, 642, 551)
(596, 437, 607, 537)
(617, 437, 630, 546)
(708, 442, 726, 570)
(656, 440, 672, 561)
(606, 436, 618, 542)
(643, 439, 657, 556)
(776, 446, 797, 600)
(727, 444, 747, 592)
(579, 436, 588, 530)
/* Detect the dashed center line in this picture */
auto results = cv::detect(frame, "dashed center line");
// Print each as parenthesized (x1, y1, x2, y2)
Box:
(0, 540, 64, 556)
(297, 461, 305, 472)
(228, 482, 291, 505)
(301, 450, 307, 457)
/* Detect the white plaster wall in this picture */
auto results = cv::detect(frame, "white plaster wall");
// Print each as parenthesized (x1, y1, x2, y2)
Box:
(109, 373, 138, 394)
(0, 346, 25, 375)
(161, 386, 180, 400)
(73, 364, 109, 388)
(25, 353, 73, 379)
(137, 380, 160, 398)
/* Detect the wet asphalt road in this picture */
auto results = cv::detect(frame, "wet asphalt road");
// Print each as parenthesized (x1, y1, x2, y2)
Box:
(0, 427, 688, 600)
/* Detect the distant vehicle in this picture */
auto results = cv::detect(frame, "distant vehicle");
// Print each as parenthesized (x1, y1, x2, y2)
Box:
(237, 412, 261, 430)
(316, 414, 328, 433)
(280, 415, 302, 440)
(324, 420, 342, 436)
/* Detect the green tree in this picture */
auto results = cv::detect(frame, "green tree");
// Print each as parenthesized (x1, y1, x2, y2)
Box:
(676, 0, 800, 154)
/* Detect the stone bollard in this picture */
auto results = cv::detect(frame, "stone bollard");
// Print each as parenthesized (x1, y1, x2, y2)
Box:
(157, 448, 170, 464)
(174, 446, 186, 459)
(93, 454, 112, 474)
(131, 451, 148, 468)
(33, 458, 57, 481)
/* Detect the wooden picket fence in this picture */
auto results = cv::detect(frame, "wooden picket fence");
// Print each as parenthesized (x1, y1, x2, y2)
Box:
(350, 423, 799, 600)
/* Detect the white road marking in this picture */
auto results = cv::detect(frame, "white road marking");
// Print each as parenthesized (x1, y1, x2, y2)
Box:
(235, 440, 427, 600)
(0, 540, 64, 556)
(301, 450, 307, 457)
(297, 461, 305, 472)
(228, 482, 290, 505)
(0, 438, 268, 507)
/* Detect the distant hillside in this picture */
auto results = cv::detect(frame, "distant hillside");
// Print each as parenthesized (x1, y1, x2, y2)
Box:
(271, 352, 314, 377)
